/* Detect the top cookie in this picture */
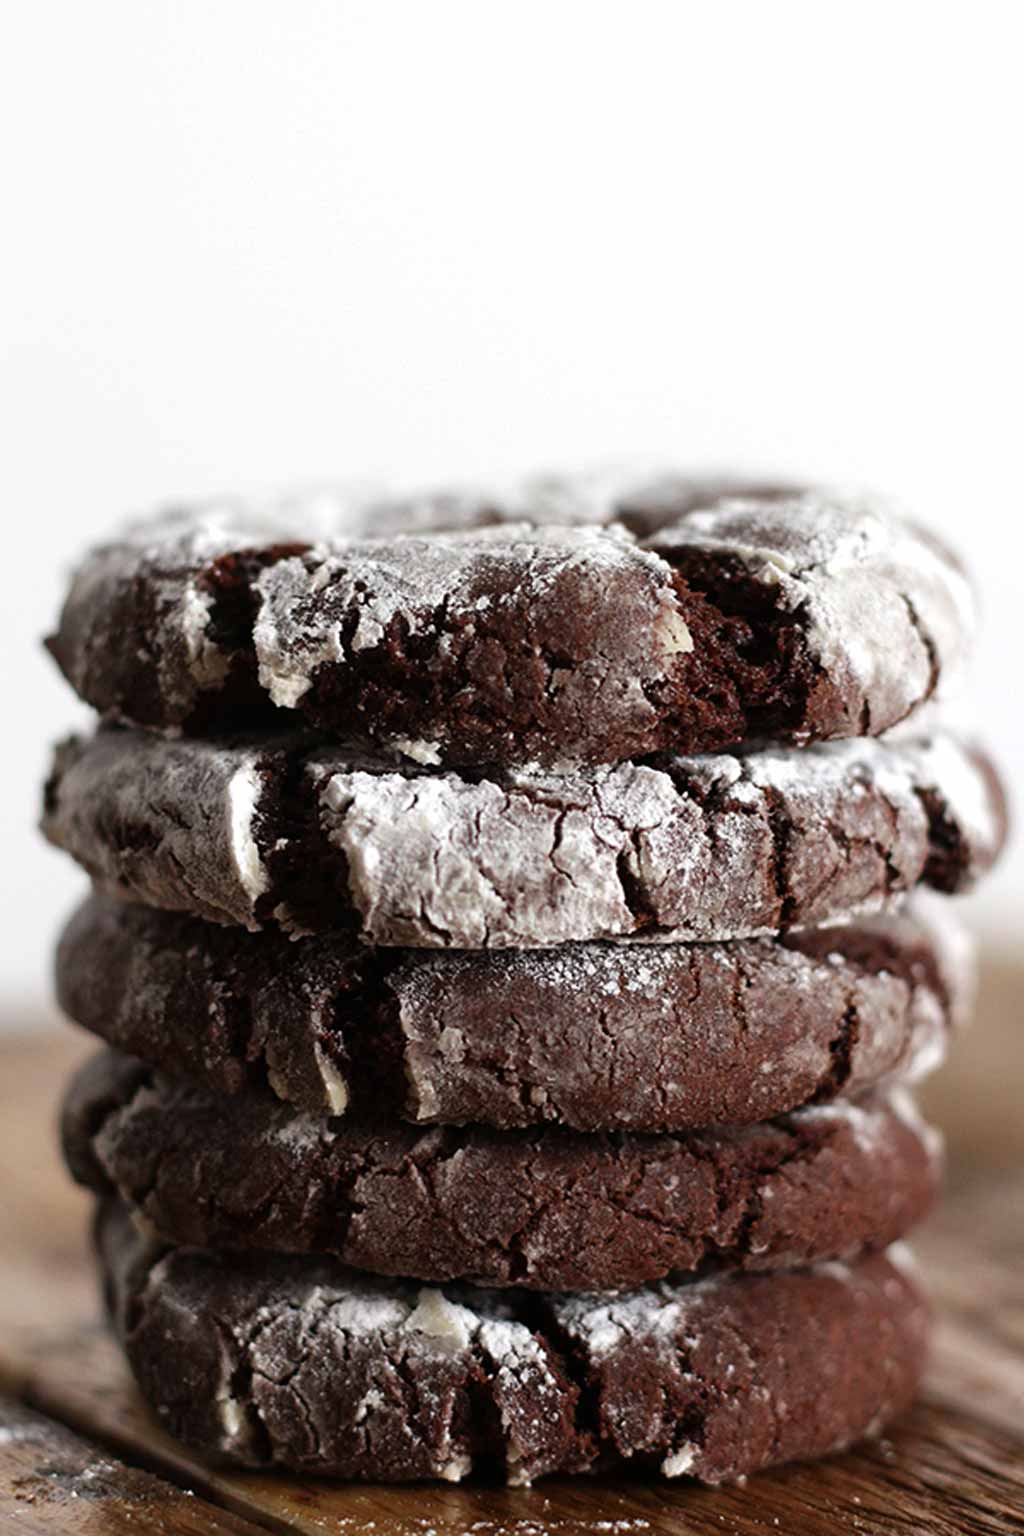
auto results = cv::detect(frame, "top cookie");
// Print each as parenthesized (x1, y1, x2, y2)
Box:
(47, 473, 974, 768)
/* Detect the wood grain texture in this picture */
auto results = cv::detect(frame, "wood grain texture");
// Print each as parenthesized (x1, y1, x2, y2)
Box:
(0, 1395, 262, 1534)
(0, 956, 1021, 1534)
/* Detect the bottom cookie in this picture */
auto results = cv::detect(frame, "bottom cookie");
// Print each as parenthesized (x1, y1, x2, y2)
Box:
(97, 1199, 929, 1486)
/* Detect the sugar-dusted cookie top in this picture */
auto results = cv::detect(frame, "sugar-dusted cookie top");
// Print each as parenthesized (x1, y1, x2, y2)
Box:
(42, 726, 1007, 948)
(47, 473, 974, 766)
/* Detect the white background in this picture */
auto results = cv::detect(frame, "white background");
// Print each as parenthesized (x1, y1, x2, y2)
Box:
(1, 1, 1020, 1009)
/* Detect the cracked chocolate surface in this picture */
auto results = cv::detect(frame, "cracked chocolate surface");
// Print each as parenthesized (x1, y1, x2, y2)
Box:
(46, 475, 974, 767)
(96, 1199, 929, 1484)
(57, 893, 971, 1130)
(42, 726, 1007, 947)
(65, 1050, 940, 1291)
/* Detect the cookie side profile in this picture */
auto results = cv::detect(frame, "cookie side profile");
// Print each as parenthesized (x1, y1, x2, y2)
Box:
(56, 894, 971, 1129)
(47, 479, 974, 765)
(96, 1199, 929, 1484)
(65, 1050, 940, 1290)
(41, 728, 1007, 947)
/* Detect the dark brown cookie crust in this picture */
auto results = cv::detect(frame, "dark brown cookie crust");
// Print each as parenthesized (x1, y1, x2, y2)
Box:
(57, 894, 970, 1131)
(96, 1199, 929, 1484)
(65, 1050, 940, 1291)
(41, 727, 1007, 948)
(47, 478, 974, 767)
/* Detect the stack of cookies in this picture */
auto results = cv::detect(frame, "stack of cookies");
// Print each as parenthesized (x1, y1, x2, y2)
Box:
(42, 475, 1007, 1486)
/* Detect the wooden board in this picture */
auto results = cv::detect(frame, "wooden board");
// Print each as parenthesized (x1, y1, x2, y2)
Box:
(0, 1395, 263, 1534)
(0, 955, 1021, 1535)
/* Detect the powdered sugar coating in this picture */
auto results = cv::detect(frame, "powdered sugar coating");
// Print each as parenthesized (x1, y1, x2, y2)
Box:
(48, 474, 975, 765)
(549, 1242, 930, 1480)
(43, 732, 284, 930)
(226, 761, 269, 903)
(310, 732, 1002, 947)
(42, 727, 1006, 946)
(892, 889, 978, 1032)
(650, 489, 974, 730)
(66, 1053, 940, 1291)
(56, 892, 970, 1130)
(100, 1198, 929, 1485)
(49, 506, 302, 727)
(253, 522, 686, 713)
(120, 1218, 568, 1481)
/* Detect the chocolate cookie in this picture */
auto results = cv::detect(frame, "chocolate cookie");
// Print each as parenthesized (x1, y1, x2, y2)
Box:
(96, 1199, 929, 1484)
(42, 726, 1006, 947)
(57, 893, 971, 1130)
(64, 1050, 940, 1290)
(46, 477, 973, 766)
